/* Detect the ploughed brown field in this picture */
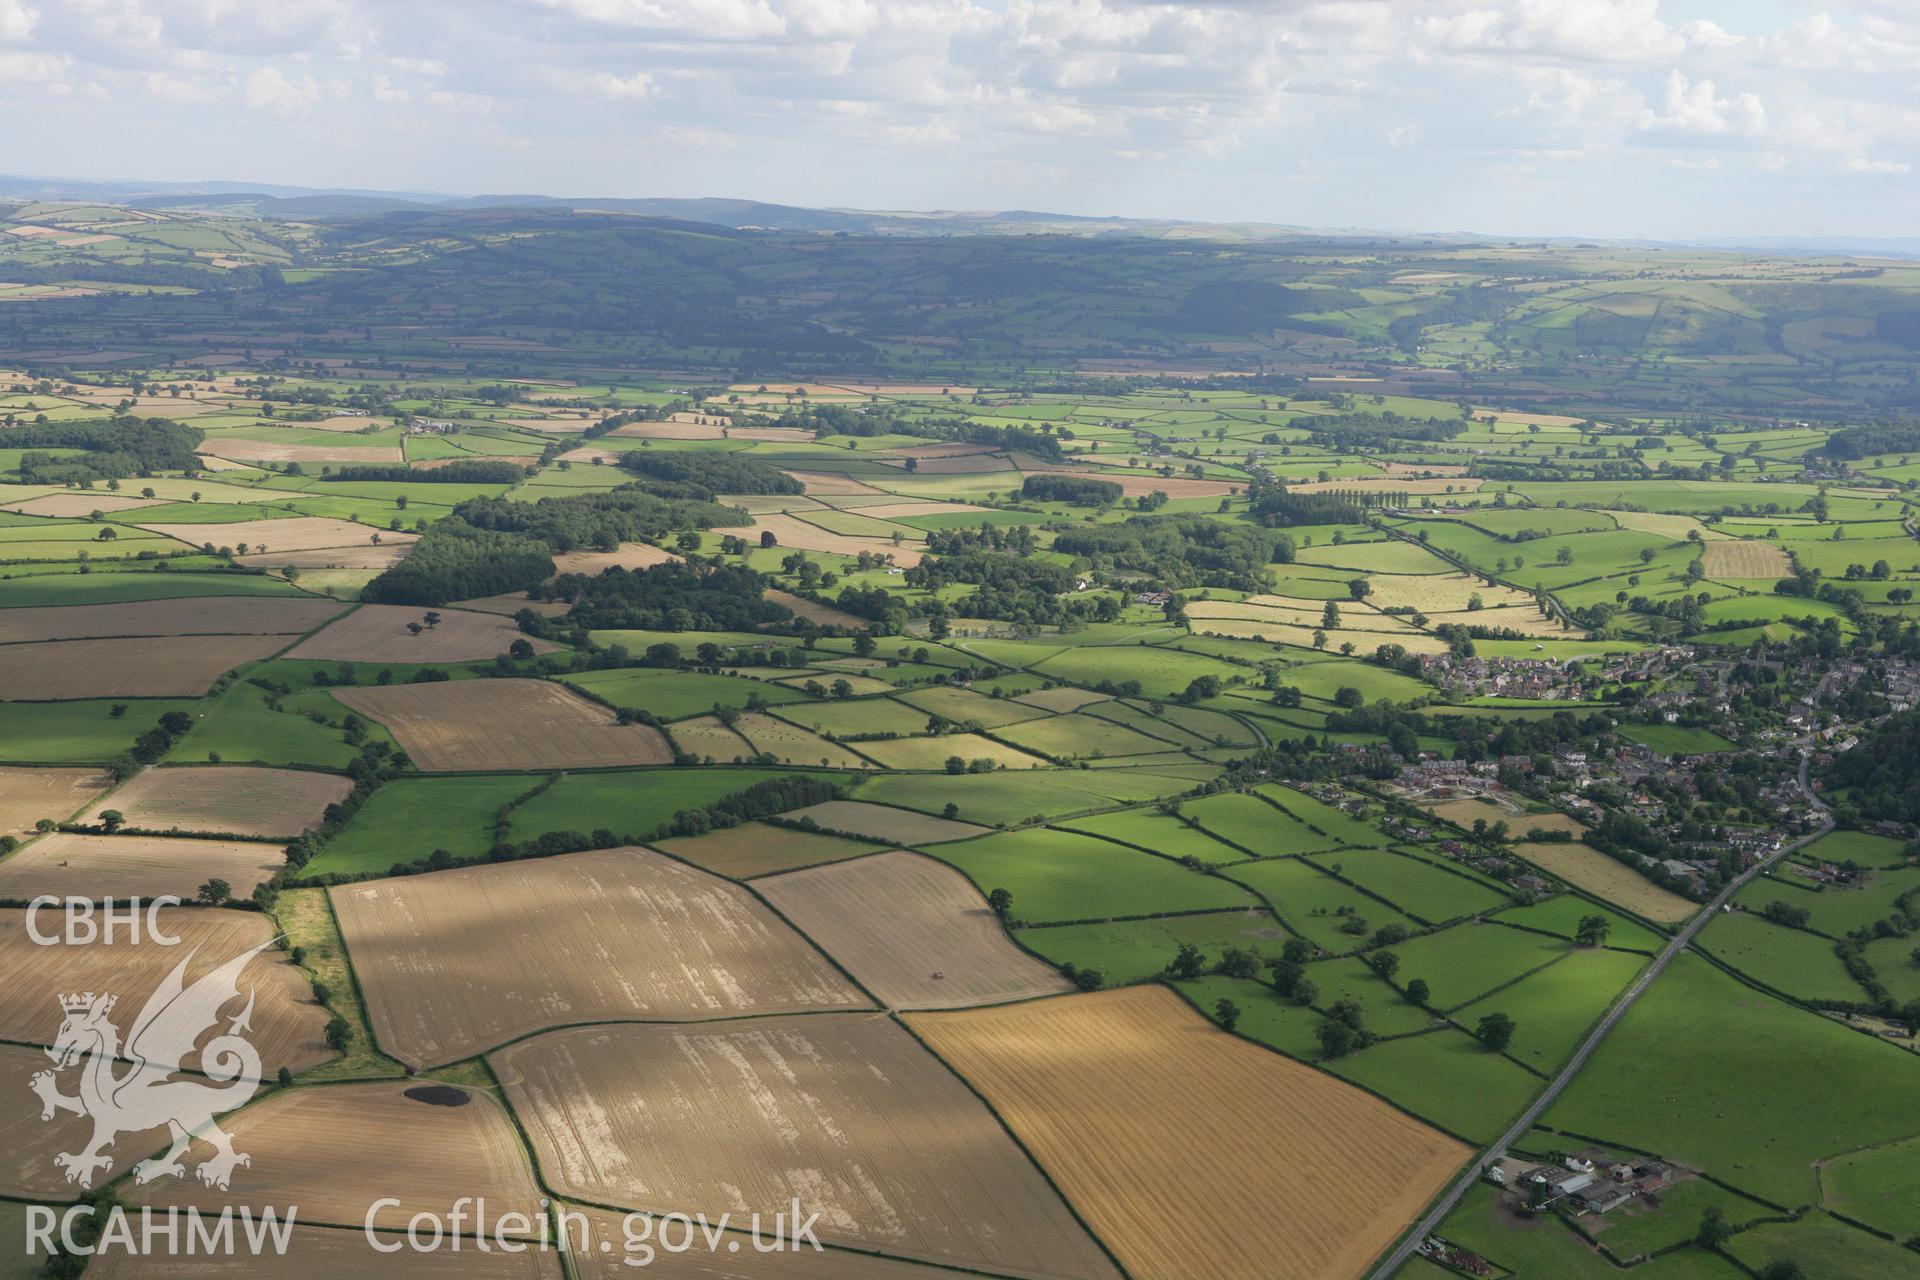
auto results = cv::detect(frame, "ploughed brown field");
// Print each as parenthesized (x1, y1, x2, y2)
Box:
(0, 596, 345, 644)
(134, 516, 417, 556)
(1702, 539, 1793, 578)
(285, 604, 559, 663)
(86, 1227, 564, 1280)
(0, 831, 286, 900)
(494, 1015, 1122, 1280)
(777, 800, 987, 846)
(333, 680, 674, 771)
(331, 847, 870, 1067)
(0, 634, 299, 699)
(129, 1080, 542, 1232)
(74, 766, 351, 838)
(757, 851, 1071, 1009)
(907, 986, 1469, 1280)
(0, 766, 111, 838)
(0, 909, 329, 1076)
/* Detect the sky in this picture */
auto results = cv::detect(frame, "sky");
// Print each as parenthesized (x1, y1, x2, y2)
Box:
(3, 0, 1918, 240)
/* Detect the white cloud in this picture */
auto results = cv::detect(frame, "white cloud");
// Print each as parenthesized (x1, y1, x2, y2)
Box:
(1847, 156, 1912, 175)
(0, 47, 65, 82)
(243, 65, 320, 114)
(1638, 69, 1766, 138)
(0, 0, 37, 43)
(574, 69, 658, 98)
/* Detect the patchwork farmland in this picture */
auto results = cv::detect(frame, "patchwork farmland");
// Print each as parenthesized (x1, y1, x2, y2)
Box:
(0, 241, 1909, 1280)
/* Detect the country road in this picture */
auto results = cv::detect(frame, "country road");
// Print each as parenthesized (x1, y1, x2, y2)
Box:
(1365, 750, 1832, 1279)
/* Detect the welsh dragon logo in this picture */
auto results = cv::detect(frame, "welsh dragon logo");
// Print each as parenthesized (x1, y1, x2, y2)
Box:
(30, 941, 271, 1190)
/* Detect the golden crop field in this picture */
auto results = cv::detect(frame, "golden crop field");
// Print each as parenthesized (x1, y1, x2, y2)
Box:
(333, 847, 871, 1067)
(1352, 573, 1540, 614)
(0, 831, 287, 900)
(334, 680, 674, 771)
(135, 516, 416, 555)
(286, 604, 559, 663)
(76, 766, 351, 837)
(495, 1015, 1122, 1279)
(0, 908, 329, 1075)
(0, 765, 109, 837)
(1514, 840, 1698, 923)
(757, 851, 1073, 1009)
(1703, 539, 1793, 578)
(908, 986, 1468, 1280)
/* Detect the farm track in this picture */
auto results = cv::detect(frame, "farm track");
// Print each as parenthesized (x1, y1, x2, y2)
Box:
(1363, 750, 1831, 1280)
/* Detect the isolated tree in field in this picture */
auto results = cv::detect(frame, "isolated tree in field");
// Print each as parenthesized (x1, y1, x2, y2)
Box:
(1316, 1019, 1358, 1058)
(423, 611, 441, 629)
(324, 1015, 352, 1053)
(1312, 628, 1328, 650)
(1164, 942, 1207, 980)
(1476, 1011, 1516, 1051)
(760, 530, 777, 548)
(98, 810, 125, 834)
(942, 802, 960, 820)
(853, 631, 876, 657)
(987, 887, 1013, 919)
(1757, 1262, 1805, 1280)
(1292, 976, 1319, 1007)
(1348, 578, 1370, 601)
(944, 755, 965, 775)
(1696, 1207, 1732, 1249)
(407, 621, 424, 636)
(1370, 950, 1399, 981)
(197, 878, 232, 906)
(1405, 978, 1430, 1006)
(1214, 998, 1241, 1033)
(1322, 601, 1341, 630)
(1576, 914, 1612, 947)
(509, 638, 535, 660)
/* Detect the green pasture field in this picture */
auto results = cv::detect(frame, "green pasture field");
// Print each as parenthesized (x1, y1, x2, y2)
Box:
(1799, 829, 1909, 864)
(302, 775, 534, 877)
(1303, 955, 1440, 1037)
(1311, 847, 1514, 923)
(1735, 865, 1920, 937)
(1618, 723, 1737, 754)
(506, 767, 814, 844)
(1580, 1176, 1775, 1260)
(1433, 1186, 1745, 1280)
(890, 685, 1050, 728)
(994, 711, 1175, 760)
(1292, 539, 1452, 574)
(1017, 908, 1287, 985)
(1321, 1026, 1541, 1143)
(1696, 911, 1866, 1003)
(1379, 922, 1571, 1011)
(1723, 1211, 1920, 1280)
(1542, 954, 1920, 1207)
(1221, 856, 1420, 953)
(559, 668, 813, 720)
(1028, 643, 1241, 701)
(766, 697, 931, 737)
(1055, 807, 1246, 863)
(0, 570, 314, 607)
(1821, 1136, 1920, 1240)
(1453, 947, 1647, 1074)
(1257, 785, 1392, 846)
(852, 763, 1218, 826)
(1074, 698, 1214, 747)
(1181, 791, 1331, 856)
(1860, 934, 1920, 1004)
(928, 827, 1258, 924)
(174, 681, 387, 768)
(0, 698, 199, 762)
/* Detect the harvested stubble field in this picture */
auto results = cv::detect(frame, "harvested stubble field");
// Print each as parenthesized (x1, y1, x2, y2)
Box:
(1424, 605, 1566, 635)
(135, 516, 415, 555)
(75, 765, 351, 837)
(0, 1043, 141, 1198)
(548, 541, 677, 576)
(130, 1080, 542, 1231)
(1349, 574, 1538, 613)
(1190, 617, 1450, 653)
(758, 851, 1073, 1009)
(655, 821, 885, 878)
(1016, 465, 1239, 499)
(0, 908, 328, 1075)
(0, 491, 164, 517)
(0, 765, 110, 836)
(665, 714, 754, 762)
(195, 439, 405, 464)
(334, 679, 673, 771)
(1515, 840, 1698, 923)
(1703, 539, 1793, 578)
(237, 543, 413, 570)
(779, 799, 987, 845)
(286, 604, 558, 663)
(448, 592, 571, 618)
(731, 711, 876, 769)
(712, 513, 924, 566)
(0, 830, 285, 899)
(0, 634, 298, 699)
(854, 732, 1048, 771)
(0, 596, 344, 644)
(495, 1016, 1121, 1280)
(1428, 796, 1586, 838)
(332, 848, 870, 1067)
(566, 1208, 954, 1280)
(763, 587, 866, 627)
(907, 986, 1468, 1280)
(87, 1227, 564, 1280)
